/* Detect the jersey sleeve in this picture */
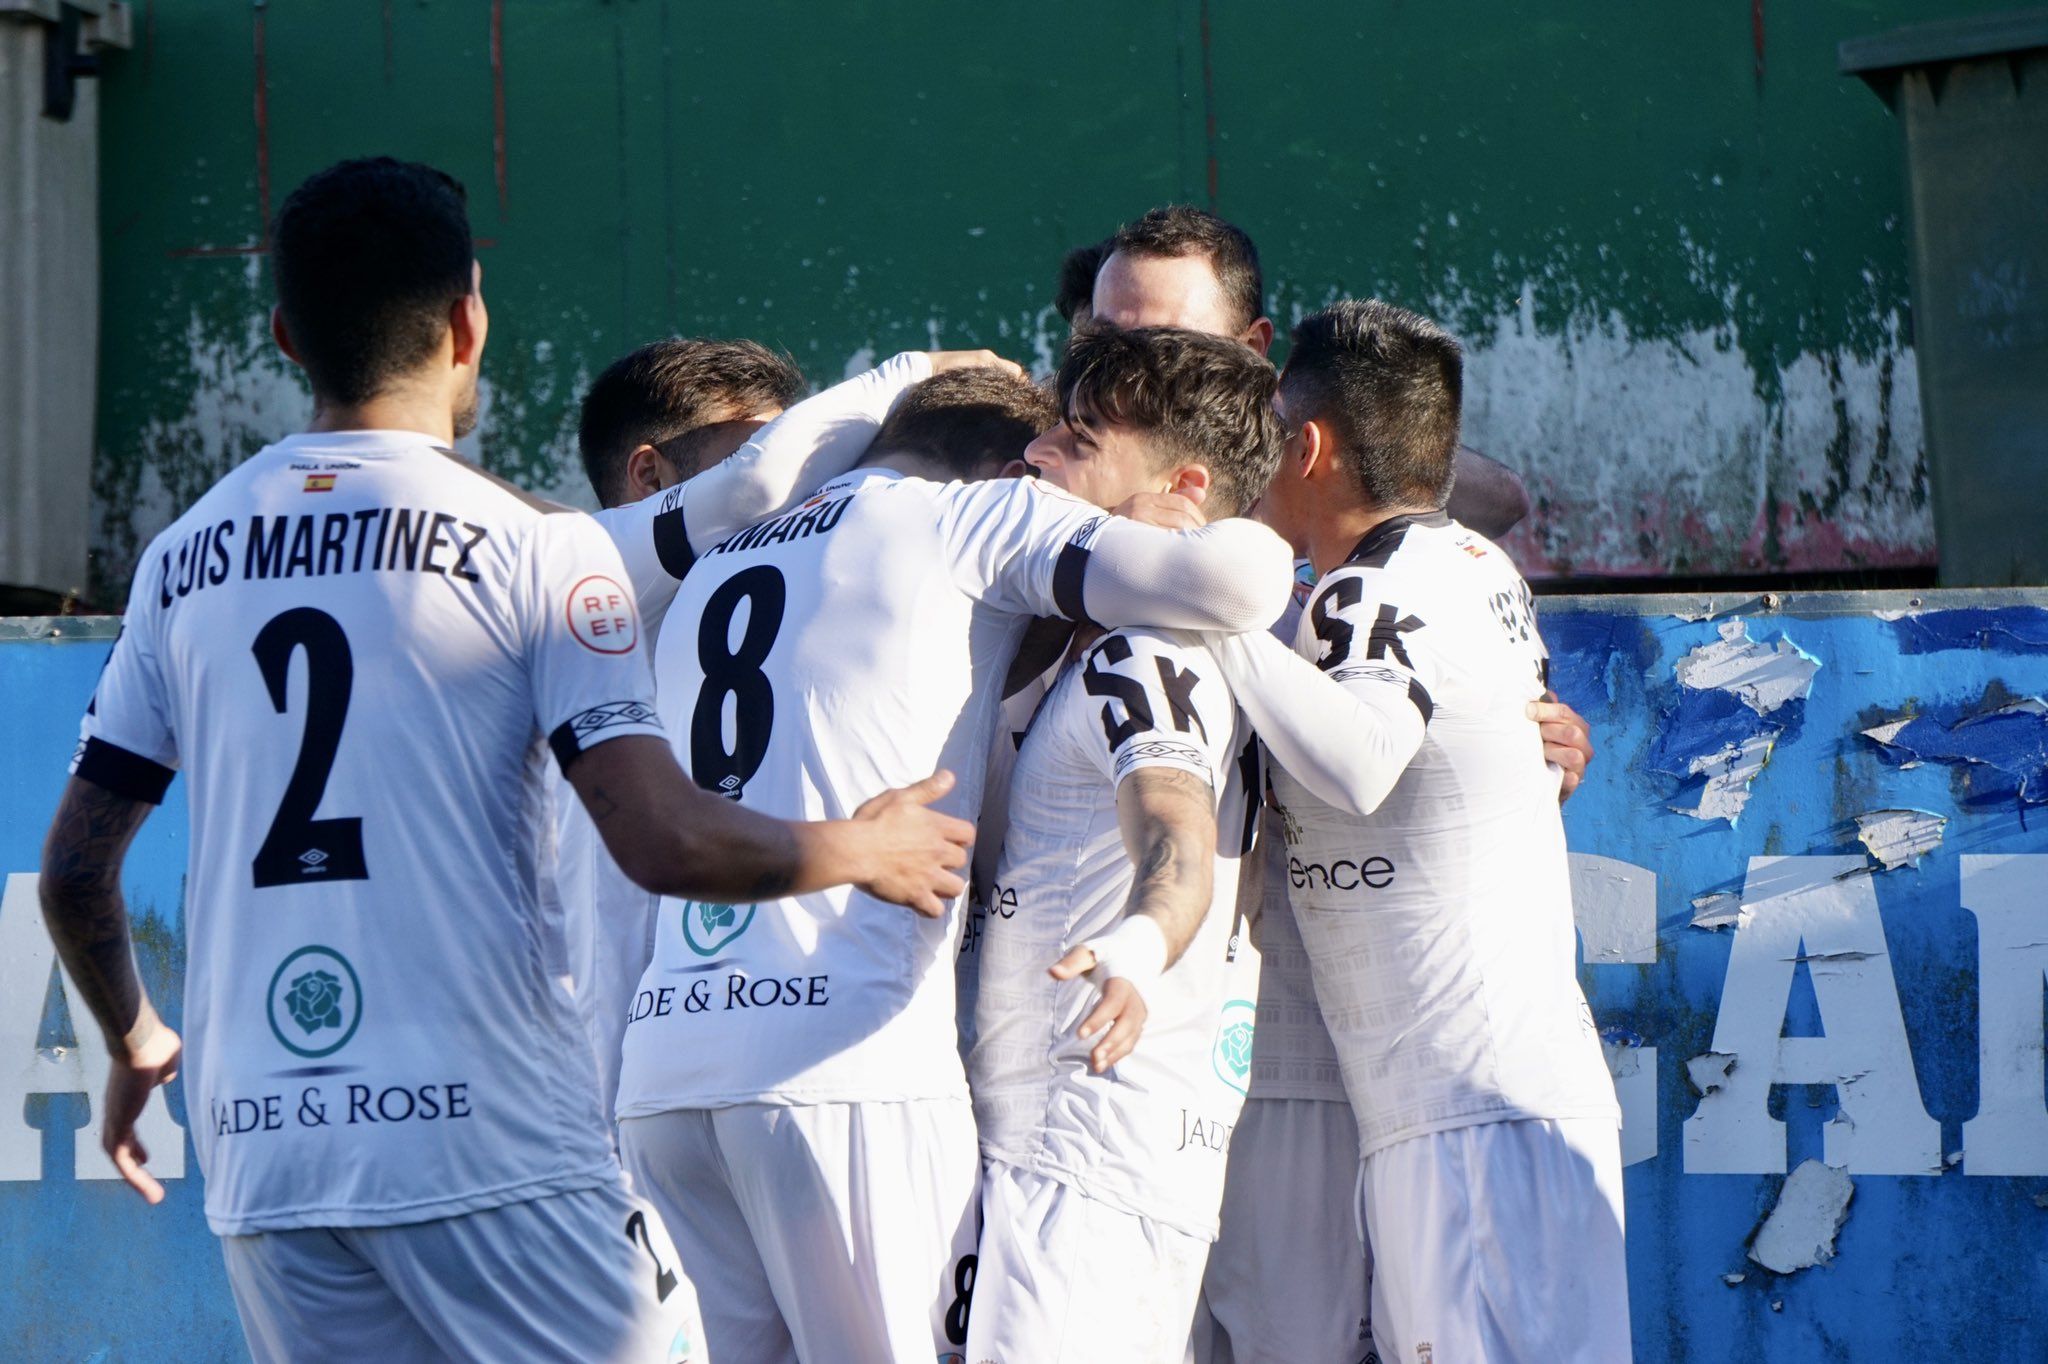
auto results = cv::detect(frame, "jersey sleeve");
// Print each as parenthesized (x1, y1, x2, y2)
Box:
(1073, 631, 1235, 792)
(71, 560, 180, 803)
(512, 513, 668, 774)
(593, 351, 933, 604)
(937, 478, 1293, 632)
(1205, 561, 1441, 816)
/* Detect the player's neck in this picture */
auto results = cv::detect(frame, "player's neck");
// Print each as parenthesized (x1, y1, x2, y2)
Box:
(1306, 502, 1437, 579)
(305, 388, 456, 444)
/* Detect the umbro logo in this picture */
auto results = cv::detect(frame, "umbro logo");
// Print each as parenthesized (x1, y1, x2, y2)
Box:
(570, 700, 657, 736)
(298, 849, 330, 870)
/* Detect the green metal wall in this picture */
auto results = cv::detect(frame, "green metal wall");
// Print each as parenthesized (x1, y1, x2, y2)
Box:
(93, 1, 1956, 603)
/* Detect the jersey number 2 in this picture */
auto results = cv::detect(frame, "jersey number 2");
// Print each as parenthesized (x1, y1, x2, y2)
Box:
(250, 608, 368, 888)
(690, 565, 786, 798)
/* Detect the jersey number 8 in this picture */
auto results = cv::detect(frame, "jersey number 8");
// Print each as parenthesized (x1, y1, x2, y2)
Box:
(689, 565, 787, 799)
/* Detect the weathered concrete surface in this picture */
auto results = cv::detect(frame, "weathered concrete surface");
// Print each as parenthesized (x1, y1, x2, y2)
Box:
(1, 15, 114, 598)
(84, 0, 1958, 603)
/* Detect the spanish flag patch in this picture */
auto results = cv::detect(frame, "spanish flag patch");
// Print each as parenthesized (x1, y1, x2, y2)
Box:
(303, 473, 337, 492)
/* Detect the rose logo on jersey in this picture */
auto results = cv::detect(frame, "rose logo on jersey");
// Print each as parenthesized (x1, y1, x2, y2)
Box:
(266, 945, 364, 1058)
(566, 575, 638, 654)
(681, 900, 756, 956)
(1211, 998, 1256, 1096)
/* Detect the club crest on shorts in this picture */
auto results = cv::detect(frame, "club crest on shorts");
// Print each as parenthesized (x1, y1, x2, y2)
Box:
(266, 945, 364, 1058)
(680, 899, 756, 956)
(1211, 997, 1256, 1095)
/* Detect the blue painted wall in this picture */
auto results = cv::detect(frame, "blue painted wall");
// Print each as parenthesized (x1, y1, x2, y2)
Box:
(4, 594, 2047, 1361)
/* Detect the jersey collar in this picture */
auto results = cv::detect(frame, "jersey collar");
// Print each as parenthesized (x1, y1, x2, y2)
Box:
(1345, 509, 1450, 569)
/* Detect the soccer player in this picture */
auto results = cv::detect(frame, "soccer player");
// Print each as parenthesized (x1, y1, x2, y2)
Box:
(35, 157, 974, 1364)
(614, 365, 1297, 1363)
(1089, 204, 1535, 539)
(1076, 204, 1595, 1364)
(1218, 300, 1630, 1362)
(562, 338, 1006, 1122)
(578, 338, 807, 512)
(964, 326, 1286, 1363)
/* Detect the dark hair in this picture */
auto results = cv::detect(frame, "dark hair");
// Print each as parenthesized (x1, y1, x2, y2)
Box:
(1280, 300, 1463, 509)
(270, 157, 474, 406)
(1056, 326, 1282, 519)
(578, 338, 808, 505)
(1055, 238, 1110, 324)
(870, 367, 1059, 480)
(1105, 206, 1264, 334)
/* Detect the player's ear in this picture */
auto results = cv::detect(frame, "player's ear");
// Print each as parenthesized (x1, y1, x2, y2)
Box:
(1297, 419, 1332, 482)
(1243, 316, 1275, 356)
(1169, 463, 1213, 502)
(624, 445, 672, 500)
(449, 288, 487, 370)
(270, 306, 302, 366)
(998, 457, 1031, 480)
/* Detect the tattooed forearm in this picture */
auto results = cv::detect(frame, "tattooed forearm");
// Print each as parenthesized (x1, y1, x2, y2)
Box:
(1116, 767, 1217, 968)
(39, 777, 157, 1053)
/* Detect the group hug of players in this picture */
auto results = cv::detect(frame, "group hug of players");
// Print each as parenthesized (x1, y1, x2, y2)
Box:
(38, 156, 1629, 1364)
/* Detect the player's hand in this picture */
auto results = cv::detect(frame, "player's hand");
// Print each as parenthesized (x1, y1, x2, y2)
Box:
(1049, 945, 1149, 1073)
(926, 349, 1026, 381)
(1528, 692, 1594, 801)
(1113, 488, 1208, 530)
(104, 1023, 182, 1205)
(850, 770, 975, 917)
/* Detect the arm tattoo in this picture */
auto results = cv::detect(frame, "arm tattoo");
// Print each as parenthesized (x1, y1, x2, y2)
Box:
(1121, 768, 1217, 965)
(39, 779, 156, 1051)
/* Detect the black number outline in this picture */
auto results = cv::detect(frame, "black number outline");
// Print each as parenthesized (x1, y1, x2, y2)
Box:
(689, 565, 787, 798)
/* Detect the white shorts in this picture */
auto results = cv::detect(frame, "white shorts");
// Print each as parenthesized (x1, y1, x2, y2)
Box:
(618, 1099, 978, 1364)
(1196, 1097, 1375, 1364)
(967, 1160, 1211, 1364)
(1363, 1117, 1630, 1364)
(221, 1182, 701, 1364)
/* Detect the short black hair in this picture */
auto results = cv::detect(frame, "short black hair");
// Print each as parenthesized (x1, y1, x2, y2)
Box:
(578, 338, 808, 505)
(869, 367, 1058, 481)
(1280, 300, 1463, 509)
(1055, 238, 1109, 324)
(270, 157, 474, 406)
(1057, 326, 1282, 519)
(1105, 206, 1264, 334)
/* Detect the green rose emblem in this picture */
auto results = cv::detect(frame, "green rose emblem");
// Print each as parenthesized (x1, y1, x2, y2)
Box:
(699, 903, 735, 935)
(1219, 1021, 1254, 1079)
(286, 968, 346, 1034)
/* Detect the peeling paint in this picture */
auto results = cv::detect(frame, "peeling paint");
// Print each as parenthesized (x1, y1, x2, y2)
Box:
(1675, 621, 1821, 717)
(1885, 607, 2048, 656)
(1688, 1051, 1738, 1097)
(1691, 892, 1748, 931)
(1748, 1160, 1855, 1274)
(1863, 698, 2048, 806)
(1853, 809, 1948, 870)
(1569, 854, 1658, 963)
(1654, 622, 1818, 825)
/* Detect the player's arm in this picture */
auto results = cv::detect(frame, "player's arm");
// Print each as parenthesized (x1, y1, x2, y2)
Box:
(1207, 625, 1427, 816)
(38, 776, 184, 1204)
(953, 481, 1295, 635)
(1050, 767, 1218, 1074)
(564, 737, 972, 915)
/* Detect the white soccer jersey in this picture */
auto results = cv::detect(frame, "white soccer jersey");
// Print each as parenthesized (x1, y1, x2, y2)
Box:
(970, 627, 1257, 1240)
(615, 471, 1290, 1115)
(74, 431, 666, 1235)
(1270, 513, 1617, 1157)
(551, 354, 932, 1122)
(1239, 578, 1349, 1105)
